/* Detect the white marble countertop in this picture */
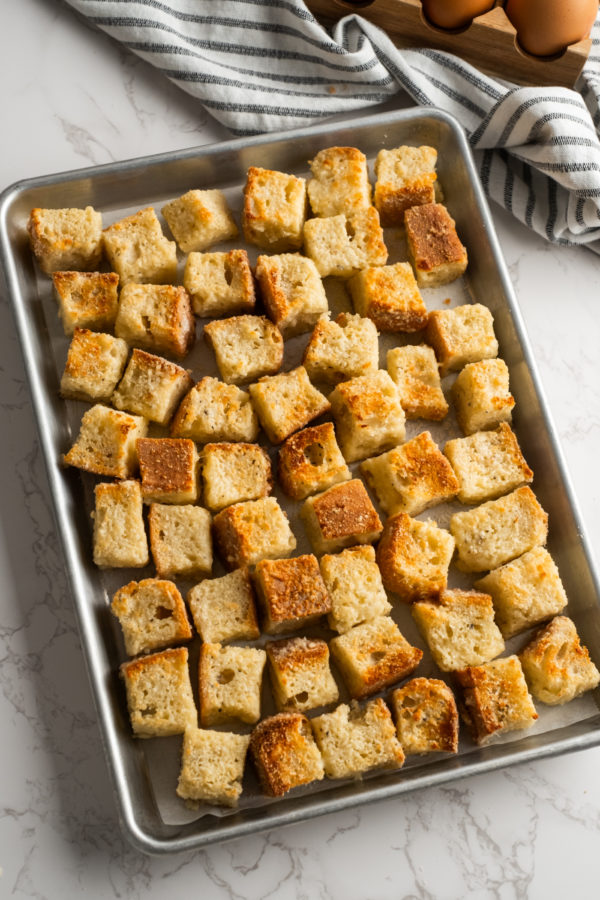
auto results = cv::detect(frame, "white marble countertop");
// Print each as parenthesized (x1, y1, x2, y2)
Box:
(2, 2, 600, 897)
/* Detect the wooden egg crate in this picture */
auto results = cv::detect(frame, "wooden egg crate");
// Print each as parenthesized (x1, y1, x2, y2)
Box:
(305, 0, 592, 88)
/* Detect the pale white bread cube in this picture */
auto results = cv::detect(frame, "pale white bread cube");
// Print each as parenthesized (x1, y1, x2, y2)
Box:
(184, 249, 256, 317)
(92, 479, 148, 568)
(148, 503, 212, 579)
(199, 642, 266, 726)
(254, 553, 331, 635)
(307, 146, 372, 217)
(405, 202, 468, 287)
(444, 423, 533, 505)
(425, 304, 498, 376)
(60, 328, 128, 402)
(176, 728, 250, 808)
(452, 358, 515, 435)
(374, 145, 437, 225)
(201, 441, 272, 512)
(187, 568, 260, 644)
(52, 271, 119, 335)
(248, 366, 330, 445)
(120, 646, 197, 737)
(162, 188, 238, 253)
(277, 422, 350, 501)
(171, 377, 259, 444)
(349, 262, 428, 333)
(64, 404, 147, 479)
(136, 437, 199, 504)
(376, 512, 455, 602)
(329, 369, 406, 463)
(204, 315, 283, 385)
(102, 207, 177, 285)
(303, 207, 388, 279)
(28, 206, 103, 274)
(111, 578, 192, 657)
(212, 496, 296, 570)
(115, 283, 195, 360)
(250, 712, 324, 797)
(112, 348, 192, 425)
(302, 312, 379, 385)
(320, 544, 391, 634)
(243, 166, 306, 252)
(255, 253, 328, 339)
(266, 636, 339, 712)
(391, 677, 459, 755)
(301, 479, 382, 556)
(387, 344, 448, 421)
(519, 616, 600, 705)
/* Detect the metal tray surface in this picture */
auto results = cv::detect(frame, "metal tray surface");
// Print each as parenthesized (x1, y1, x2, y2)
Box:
(2, 108, 600, 855)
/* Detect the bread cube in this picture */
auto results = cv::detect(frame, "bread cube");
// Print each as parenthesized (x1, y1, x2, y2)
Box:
(248, 366, 330, 445)
(204, 315, 283, 385)
(176, 728, 250, 808)
(213, 496, 296, 570)
(405, 203, 468, 287)
(387, 344, 448, 421)
(52, 271, 119, 335)
(171, 377, 259, 444)
(303, 208, 388, 279)
(103, 207, 177, 285)
(243, 166, 306, 251)
(137, 437, 199, 504)
(329, 369, 406, 463)
(444, 423, 533, 506)
(112, 349, 192, 425)
(255, 253, 328, 339)
(148, 503, 212, 578)
(111, 578, 192, 657)
(301, 479, 382, 556)
(199, 642, 266, 726)
(115, 283, 195, 360)
(360, 431, 459, 517)
(349, 262, 428, 333)
(64, 404, 147, 478)
(254, 554, 331, 634)
(450, 486, 548, 573)
(184, 249, 256, 317)
(187, 568, 260, 644)
(425, 304, 498, 376)
(474, 547, 568, 639)
(453, 358, 515, 435)
(60, 328, 128, 402)
(277, 422, 350, 501)
(391, 677, 459, 755)
(374, 145, 437, 225)
(28, 206, 103, 274)
(120, 646, 196, 737)
(162, 188, 238, 253)
(321, 545, 391, 634)
(201, 442, 272, 512)
(376, 512, 455, 602)
(455, 655, 538, 745)
(250, 712, 324, 797)
(302, 312, 379, 385)
(307, 146, 371, 217)
(92, 480, 148, 568)
(519, 616, 600, 705)
(267, 636, 339, 712)
(311, 699, 405, 779)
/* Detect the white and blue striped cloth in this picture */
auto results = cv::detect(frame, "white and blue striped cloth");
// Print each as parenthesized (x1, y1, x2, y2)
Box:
(63, 0, 600, 251)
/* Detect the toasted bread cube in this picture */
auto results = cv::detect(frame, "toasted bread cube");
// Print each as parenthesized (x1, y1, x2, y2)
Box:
(187, 568, 260, 644)
(52, 271, 119, 335)
(199, 642, 266, 726)
(60, 328, 128, 402)
(92, 480, 148, 568)
(278, 422, 350, 501)
(267, 637, 339, 712)
(250, 712, 324, 796)
(28, 206, 103, 274)
(475, 547, 568, 639)
(303, 208, 388, 279)
(112, 349, 192, 425)
(387, 344, 448, 421)
(321, 545, 391, 634)
(377, 513, 455, 602)
(405, 203, 468, 287)
(311, 698, 404, 779)
(349, 262, 428, 333)
(137, 437, 199, 504)
(162, 189, 238, 253)
(148, 503, 212, 579)
(171, 377, 259, 444)
(204, 315, 283, 385)
(426, 304, 498, 376)
(302, 312, 379, 385)
(213, 496, 296, 570)
(120, 647, 196, 737)
(184, 249, 256, 317)
(301, 479, 382, 556)
(391, 677, 459, 755)
(519, 616, 600, 705)
(111, 578, 192, 657)
(307, 146, 371, 217)
(453, 358, 515, 435)
(450, 486, 548, 573)
(444, 423, 533, 506)
(374, 146, 437, 225)
(243, 166, 306, 252)
(329, 369, 405, 463)
(254, 554, 331, 634)
(102, 207, 177, 285)
(248, 366, 330, 444)
(360, 431, 459, 517)
(115, 283, 195, 360)
(456, 655, 538, 745)
(255, 253, 328, 339)
(201, 442, 272, 512)
(177, 728, 250, 808)
(64, 404, 147, 478)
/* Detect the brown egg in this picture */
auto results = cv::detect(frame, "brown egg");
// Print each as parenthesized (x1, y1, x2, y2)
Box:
(505, 0, 598, 57)
(421, 0, 496, 31)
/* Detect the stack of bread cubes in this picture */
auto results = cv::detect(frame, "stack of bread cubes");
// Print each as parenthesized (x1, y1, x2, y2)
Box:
(28, 142, 599, 812)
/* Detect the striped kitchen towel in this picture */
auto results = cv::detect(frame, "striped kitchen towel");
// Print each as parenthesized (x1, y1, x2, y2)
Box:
(63, 0, 600, 251)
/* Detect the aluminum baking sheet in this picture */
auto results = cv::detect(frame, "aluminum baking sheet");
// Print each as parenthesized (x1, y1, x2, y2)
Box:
(2, 108, 600, 855)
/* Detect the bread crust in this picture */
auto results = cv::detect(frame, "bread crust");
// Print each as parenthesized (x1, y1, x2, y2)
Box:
(249, 712, 324, 796)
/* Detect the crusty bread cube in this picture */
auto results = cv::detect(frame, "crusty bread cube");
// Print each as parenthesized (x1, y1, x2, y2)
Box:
(184, 249, 256, 317)
(201, 442, 272, 512)
(250, 712, 324, 797)
(302, 312, 379, 385)
(103, 207, 177, 285)
(452, 358, 515, 435)
(360, 431, 459, 517)
(387, 344, 448, 420)
(349, 262, 428, 333)
(248, 366, 330, 445)
(204, 315, 283, 385)
(320, 545, 391, 634)
(267, 636, 339, 712)
(255, 253, 328, 339)
(115, 283, 195, 360)
(187, 568, 260, 644)
(137, 437, 199, 504)
(120, 646, 197, 737)
(64, 404, 147, 478)
(444, 423, 533, 506)
(254, 554, 331, 634)
(374, 145, 437, 225)
(148, 503, 212, 578)
(112, 348, 192, 425)
(391, 677, 459, 755)
(199, 642, 266, 726)
(519, 616, 600, 705)
(92, 480, 148, 568)
(243, 166, 306, 252)
(425, 304, 498, 376)
(111, 578, 192, 657)
(171, 377, 259, 444)
(376, 512, 455, 602)
(450, 486, 548, 573)
(329, 369, 406, 462)
(405, 203, 468, 287)
(301, 479, 382, 556)
(303, 207, 388, 279)
(213, 496, 296, 570)
(162, 188, 238, 253)
(176, 728, 250, 808)
(277, 422, 350, 501)
(28, 206, 103, 274)
(307, 146, 372, 217)
(311, 699, 405, 779)
(60, 328, 128, 402)
(52, 271, 119, 335)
